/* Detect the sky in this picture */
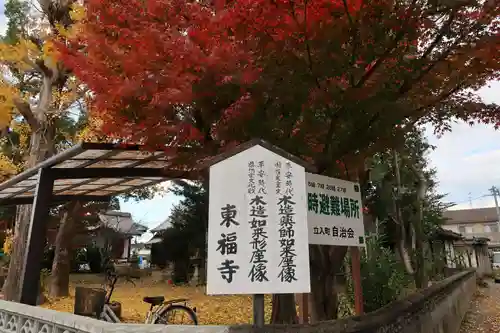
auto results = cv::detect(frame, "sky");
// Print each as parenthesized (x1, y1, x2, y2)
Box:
(0, 5, 498, 241)
(426, 82, 500, 211)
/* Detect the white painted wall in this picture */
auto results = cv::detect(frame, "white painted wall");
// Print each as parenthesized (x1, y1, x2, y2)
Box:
(445, 241, 456, 268)
(470, 248, 478, 268)
(443, 225, 459, 233)
(121, 238, 130, 259)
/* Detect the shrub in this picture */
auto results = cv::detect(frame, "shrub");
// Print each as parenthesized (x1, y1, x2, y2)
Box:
(86, 247, 102, 273)
(42, 246, 55, 270)
(346, 236, 413, 313)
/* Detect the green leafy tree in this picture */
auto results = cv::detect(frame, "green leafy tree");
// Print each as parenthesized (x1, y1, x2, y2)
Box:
(159, 180, 208, 283)
(364, 129, 449, 287)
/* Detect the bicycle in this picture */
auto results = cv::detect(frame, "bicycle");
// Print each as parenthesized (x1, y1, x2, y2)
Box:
(100, 271, 198, 325)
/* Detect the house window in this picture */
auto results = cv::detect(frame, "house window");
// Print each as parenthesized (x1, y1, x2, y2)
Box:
(490, 224, 499, 233)
(458, 226, 466, 234)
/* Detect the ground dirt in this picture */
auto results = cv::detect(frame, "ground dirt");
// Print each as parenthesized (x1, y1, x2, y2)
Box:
(41, 273, 273, 325)
(460, 280, 500, 333)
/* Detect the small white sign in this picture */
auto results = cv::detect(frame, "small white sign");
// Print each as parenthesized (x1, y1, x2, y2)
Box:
(207, 144, 311, 295)
(306, 173, 365, 246)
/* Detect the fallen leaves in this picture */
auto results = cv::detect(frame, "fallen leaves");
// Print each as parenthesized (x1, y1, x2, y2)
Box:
(42, 274, 273, 325)
(460, 281, 500, 333)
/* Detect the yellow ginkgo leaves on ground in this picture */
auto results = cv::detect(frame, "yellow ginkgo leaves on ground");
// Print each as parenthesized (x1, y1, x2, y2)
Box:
(42, 274, 273, 325)
(459, 280, 500, 333)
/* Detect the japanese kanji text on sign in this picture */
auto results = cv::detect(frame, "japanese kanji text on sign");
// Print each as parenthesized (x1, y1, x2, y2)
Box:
(207, 144, 311, 295)
(306, 173, 365, 247)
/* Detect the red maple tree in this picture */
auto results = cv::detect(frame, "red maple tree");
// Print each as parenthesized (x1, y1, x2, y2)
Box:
(61, 0, 499, 167)
(59, 0, 500, 320)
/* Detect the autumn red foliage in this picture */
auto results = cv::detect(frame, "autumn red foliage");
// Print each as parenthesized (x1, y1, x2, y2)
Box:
(59, 0, 500, 175)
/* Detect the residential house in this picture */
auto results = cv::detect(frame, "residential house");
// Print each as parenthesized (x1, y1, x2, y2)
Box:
(442, 207, 500, 250)
(47, 210, 148, 260)
(146, 220, 169, 267)
(427, 227, 492, 277)
(428, 228, 461, 269)
(92, 211, 148, 259)
(453, 237, 492, 277)
(130, 238, 162, 261)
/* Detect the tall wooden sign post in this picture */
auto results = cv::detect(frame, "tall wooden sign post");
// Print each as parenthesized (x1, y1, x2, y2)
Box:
(206, 140, 312, 327)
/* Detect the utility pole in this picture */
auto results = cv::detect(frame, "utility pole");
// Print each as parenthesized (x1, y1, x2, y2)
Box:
(489, 186, 500, 230)
(469, 192, 472, 208)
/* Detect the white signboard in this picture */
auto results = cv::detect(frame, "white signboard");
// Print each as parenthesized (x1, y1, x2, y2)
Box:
(207, 144, 311, 295)
(306, 173, 365, 246)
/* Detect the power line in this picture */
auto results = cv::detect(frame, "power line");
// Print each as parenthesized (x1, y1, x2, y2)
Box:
(451, 194, 489, 206)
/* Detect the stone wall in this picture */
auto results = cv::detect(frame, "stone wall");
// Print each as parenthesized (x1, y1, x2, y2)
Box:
(0, 270, 476, 333)
(230, 269, 476, 333)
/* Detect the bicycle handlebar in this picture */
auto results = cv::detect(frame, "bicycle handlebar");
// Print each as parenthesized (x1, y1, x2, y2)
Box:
(105, 271, 140, 288)
(105, 270, 140, 303)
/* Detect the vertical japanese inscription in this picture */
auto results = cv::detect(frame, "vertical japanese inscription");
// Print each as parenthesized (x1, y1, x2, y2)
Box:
(248, 161, 269, 282)
(217, 203, 240, 283)
(277, 162, 298, 283)
(275, 161, 282, 195)
(248, 161, 256, 195)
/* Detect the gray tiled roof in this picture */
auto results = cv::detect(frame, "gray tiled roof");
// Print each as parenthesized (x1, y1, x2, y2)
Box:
(150, 220, 169, 233)
(98, 211, 148, 236)
(443, 207, 498, 225)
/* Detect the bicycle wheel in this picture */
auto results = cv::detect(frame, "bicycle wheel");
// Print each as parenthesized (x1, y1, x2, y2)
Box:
(154, 304, 198, 325)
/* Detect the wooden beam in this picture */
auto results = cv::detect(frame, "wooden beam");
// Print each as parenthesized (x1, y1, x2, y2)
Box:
(350, 246, 364, 315)
(53, 168, 168, 179)
(19, 168, 54, 305)
(0, 195, 111, 206)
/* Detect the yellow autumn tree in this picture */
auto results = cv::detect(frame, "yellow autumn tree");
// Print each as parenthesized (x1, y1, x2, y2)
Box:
(0, 1, 90, 301)
(3, 229, 13, 256)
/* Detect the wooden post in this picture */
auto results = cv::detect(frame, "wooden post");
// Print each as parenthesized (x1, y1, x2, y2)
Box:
(253, 294, 265, 327)
(350, 246, 364, 315)
(297, 293, 309, 324)
(19, 168, 54, 305)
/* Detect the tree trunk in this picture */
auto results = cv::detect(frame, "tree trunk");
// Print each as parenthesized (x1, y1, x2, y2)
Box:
(309, 245, 347, 322)
(3, 206, 32, 301)
(49, 201, 80, 298)
(397, 240, 415, 275)
(271, 294, 298, 324)
(392, 150, 414, 275)
(2, 120, 56, 301)
(411, 164, 427, 288)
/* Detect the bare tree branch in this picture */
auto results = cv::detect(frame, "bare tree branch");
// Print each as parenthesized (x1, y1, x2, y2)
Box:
(13, 97, 39, 130)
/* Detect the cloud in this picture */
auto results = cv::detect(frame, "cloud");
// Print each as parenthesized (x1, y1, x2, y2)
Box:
(0, 1, 6, 36)
(450, 196, 495, 211)
(426, 81, 500, 210)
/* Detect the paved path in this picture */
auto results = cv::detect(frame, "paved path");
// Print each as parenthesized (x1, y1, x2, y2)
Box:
(460, 281, 500, 333)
